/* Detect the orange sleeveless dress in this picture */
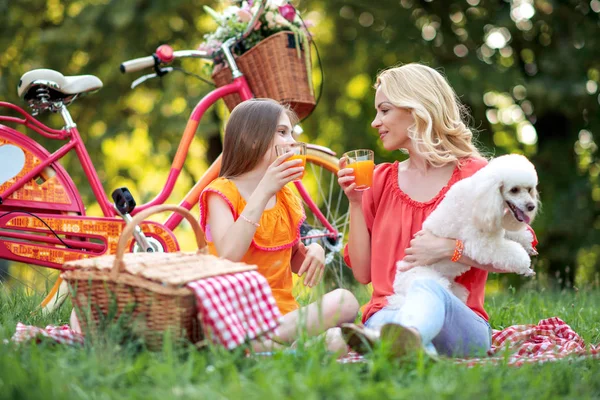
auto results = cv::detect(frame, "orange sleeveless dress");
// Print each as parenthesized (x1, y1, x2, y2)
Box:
(200, 178, 305, 315)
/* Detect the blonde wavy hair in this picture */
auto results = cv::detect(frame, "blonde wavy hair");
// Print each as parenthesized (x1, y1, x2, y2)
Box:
(375, 63, 482, 167)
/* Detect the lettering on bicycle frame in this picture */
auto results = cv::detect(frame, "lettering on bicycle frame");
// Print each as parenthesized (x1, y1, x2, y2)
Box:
(0, 137, 72, 205)
(3, 216, 179, 266)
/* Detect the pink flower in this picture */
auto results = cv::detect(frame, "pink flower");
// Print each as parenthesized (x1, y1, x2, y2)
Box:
(302, 19, 315, 28)
(278, 4, 296, 22)
(238, 8, 253, 22)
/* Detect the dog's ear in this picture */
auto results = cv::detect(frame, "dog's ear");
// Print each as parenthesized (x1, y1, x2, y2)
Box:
(531, 186, 541, 221)
(472, 174, 504, 233)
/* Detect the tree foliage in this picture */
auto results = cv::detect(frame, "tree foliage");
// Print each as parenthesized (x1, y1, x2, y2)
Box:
(1, 0, 599, 287)
(299, 0, 600, 288)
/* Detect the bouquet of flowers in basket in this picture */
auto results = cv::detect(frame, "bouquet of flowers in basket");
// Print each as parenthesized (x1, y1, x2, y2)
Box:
(199, 0, 312, 70)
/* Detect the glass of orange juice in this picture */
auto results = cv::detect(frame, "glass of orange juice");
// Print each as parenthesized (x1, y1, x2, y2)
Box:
(275, 142, 307, 181)
(343, 149, 374, 191)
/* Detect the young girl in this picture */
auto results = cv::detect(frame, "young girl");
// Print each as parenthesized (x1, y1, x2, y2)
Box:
(338, 64, 537, 358)
(200, 98, 359, 352)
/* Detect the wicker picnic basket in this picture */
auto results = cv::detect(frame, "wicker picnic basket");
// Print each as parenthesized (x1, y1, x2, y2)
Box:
(212, 31, 316, 119)
(60, 204, 257, 350)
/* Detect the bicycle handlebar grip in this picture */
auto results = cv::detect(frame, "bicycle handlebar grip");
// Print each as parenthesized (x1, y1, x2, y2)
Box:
(120, 56, 156, 74)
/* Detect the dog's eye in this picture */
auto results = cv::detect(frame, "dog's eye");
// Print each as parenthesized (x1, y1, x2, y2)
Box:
(510, 187, 520, 194)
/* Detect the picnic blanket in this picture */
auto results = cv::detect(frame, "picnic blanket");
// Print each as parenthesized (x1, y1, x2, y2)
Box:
(10, 322, 84, 346)
(457, 317, 600, 367)
(11, 272, 282, 350)
(188, 271, 281, 349)
(338, 317, 600, 366)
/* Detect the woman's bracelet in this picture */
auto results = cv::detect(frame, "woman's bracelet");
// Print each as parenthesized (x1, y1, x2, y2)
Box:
(239, 214, 260, 228)
(450, 239, 464, 262)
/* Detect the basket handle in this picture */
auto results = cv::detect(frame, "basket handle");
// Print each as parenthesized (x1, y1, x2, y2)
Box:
(111, 205, 207, 279)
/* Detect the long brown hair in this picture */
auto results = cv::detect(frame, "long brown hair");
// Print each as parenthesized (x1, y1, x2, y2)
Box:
(219, 98, 298, 178)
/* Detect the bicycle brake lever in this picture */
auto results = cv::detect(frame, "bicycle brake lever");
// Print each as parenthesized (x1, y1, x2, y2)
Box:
(130, 67, 174, 89)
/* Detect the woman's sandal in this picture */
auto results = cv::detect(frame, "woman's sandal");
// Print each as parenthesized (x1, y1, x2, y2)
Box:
(379, 323, 422, 358)
(380, 323, 439, 361)
(340, 323, 380, 354)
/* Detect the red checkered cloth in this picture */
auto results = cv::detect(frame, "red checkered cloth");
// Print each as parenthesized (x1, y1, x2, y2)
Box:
(456, 317, 600, 367)
(337, 317, 600, 366)
(12, 271, 281, 351)
(338, 351, 366, 364)
(187, 271, 282, 350)
(11, 322, 84, 346)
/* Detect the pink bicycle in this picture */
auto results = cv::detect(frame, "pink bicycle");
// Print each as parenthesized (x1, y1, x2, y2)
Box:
(0, 1, 349, 311)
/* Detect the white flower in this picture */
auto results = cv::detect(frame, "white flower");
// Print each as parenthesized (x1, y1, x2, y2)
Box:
(269, 0, 288, 7)
(265, 11, 275, 23)
(224, 6, 241, 17)
(275, 14, 290, 27)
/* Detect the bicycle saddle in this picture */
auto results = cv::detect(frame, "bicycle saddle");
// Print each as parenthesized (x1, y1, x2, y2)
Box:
(17, 69, 103, 105)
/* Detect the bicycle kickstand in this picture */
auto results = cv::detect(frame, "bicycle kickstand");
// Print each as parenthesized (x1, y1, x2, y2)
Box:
(111, 187, 154, 252)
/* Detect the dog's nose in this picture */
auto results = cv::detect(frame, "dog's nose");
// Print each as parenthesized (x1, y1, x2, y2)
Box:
(526, 202, 536, 212)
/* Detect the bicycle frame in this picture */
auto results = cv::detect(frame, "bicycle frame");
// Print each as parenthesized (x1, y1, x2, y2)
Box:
(0, 74, 339, 270)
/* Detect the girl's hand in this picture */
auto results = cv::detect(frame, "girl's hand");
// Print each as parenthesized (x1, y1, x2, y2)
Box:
(258, 151, 304, 198)
(297, 243, 325, 287)
(337, 156, 363, 205)
(398, 230, 455, 272)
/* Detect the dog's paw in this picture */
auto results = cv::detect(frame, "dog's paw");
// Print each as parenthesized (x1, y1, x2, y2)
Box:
(396, 260, 411, 272)
(522, 268, 536, 277)
(527, 247, 539, 257)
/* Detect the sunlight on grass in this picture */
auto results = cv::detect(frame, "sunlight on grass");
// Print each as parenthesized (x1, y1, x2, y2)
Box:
(1, 289, 599, 398)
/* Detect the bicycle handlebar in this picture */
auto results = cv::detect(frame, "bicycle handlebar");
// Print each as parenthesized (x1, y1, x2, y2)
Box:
(120, 0, 265, 75)
(120, 55, 156, 74)
(120, 47, 210, 74)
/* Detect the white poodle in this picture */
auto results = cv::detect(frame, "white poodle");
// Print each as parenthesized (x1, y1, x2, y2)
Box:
(388, 154, 539, 309)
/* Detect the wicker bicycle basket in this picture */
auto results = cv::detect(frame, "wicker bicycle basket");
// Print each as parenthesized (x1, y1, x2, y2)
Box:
(60, 205, 257, 350)
(212, 31, 316, 119)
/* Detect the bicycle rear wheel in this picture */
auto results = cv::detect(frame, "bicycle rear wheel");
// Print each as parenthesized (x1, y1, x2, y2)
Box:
(1, 210, 72, 315)
(0, 128, 85, 312)
(298, 147, 350, 288)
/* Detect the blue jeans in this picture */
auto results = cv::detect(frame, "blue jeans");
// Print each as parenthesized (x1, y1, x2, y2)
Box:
(364, 279, 492, 357)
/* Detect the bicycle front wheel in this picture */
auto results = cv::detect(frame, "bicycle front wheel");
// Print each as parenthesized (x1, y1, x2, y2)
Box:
(297, 146, 350, 289)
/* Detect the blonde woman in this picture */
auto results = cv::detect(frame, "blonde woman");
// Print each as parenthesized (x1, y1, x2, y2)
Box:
(338, 64, 536, 358)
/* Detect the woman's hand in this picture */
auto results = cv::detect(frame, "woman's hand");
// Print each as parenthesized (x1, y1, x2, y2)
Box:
(337, 156, 363, 204)
(398, 230, 455, 272)
(297, 243, 325, 287)
(258, 151, 304, 198)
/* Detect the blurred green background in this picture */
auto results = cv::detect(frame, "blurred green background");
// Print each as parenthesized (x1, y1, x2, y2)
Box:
(1, 0, 599, 291)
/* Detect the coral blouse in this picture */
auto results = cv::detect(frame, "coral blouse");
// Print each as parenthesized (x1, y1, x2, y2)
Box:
(200, 178, 305, 315)
(344, 157, 491, 323)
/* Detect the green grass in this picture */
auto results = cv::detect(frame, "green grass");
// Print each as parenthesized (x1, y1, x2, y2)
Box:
(0, 288, 599, 400)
